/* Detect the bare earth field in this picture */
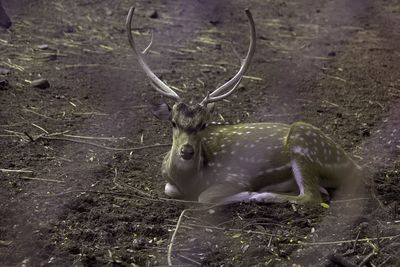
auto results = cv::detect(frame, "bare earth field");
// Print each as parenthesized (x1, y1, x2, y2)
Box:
(0, 0, 399, 266)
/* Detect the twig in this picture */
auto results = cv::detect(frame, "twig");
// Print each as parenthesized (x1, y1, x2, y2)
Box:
(4, 129, 26, 137)
(292, 235, 400, 246)
(331, 197, 371, 203)
(0, 240, 12, 246)
(31, 123, 49, 134)
(358, 250, 377, 266)
(243, 75, 263, 81)
(0, 169, 33, 173)
(63, 64, 131, 71)
(353, 229, 362, 251)
(324, 74, 347, 83)
(24, 132, 35, 142)
(268, 236, 273, 247)
(176, 253, 201, 266)
(20, 176, 64, 183)
(38, 136, 171, 151)
(168, 209, 188, 265)
(62, 134, 125, 141)
(113, 168, 151, 197)
(167, 205, 218, 265)
(72, 112, 108, 116)
(23, 107, 56, 120)
(184, 223, 278, 237)
(41, 189, 206, 205)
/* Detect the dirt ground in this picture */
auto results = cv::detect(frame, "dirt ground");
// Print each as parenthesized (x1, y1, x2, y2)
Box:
(0, 0, 399, 266)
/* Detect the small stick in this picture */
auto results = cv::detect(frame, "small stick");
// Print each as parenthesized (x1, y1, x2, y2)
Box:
(168, 209, 188, 265)
(196, 78, 205, 88)
(358, 250, 376, 266)
(113, 168, 151, 197)
(23, 108, 56, 120)
(167, 204, 220, 265)
(291, 235, 400, 246)
(324, 74, 347, 83)
(31, 123, 49, 134)
(20, 176, 64, 183)
(0, 241, 12, 246)
(72, 112, 108, 116)
(62, 134, 125, 141)
(38, 136, 171, 151)
(331, 197, 371, 203)
(24, 132, 35, 142)
(0, 169, 33, 173)
(243, 75, 263, 81)
(42, 189, 205, 205)
(4, 129, 26, 137)
(184, 223, 279, 237)
(267, 236, 273, 247)
(176, 253, 201, 266)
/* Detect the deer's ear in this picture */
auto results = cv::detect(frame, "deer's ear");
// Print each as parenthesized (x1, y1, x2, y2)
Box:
(150, 102, 171, 121)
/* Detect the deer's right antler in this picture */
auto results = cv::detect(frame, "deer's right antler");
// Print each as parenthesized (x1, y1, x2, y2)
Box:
(126, 7, 180, 100)
(200, 8, 256, 105)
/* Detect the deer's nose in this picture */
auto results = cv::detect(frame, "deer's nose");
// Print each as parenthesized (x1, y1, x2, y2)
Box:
(180, 144, 194, 160)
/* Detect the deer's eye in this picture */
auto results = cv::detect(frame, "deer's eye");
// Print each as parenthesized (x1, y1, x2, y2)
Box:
(200, 123, 207, 130)
(171, 121, 177, 128)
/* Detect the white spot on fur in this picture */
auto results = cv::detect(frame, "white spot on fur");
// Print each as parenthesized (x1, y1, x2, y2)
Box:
(292, 146, 309, 157)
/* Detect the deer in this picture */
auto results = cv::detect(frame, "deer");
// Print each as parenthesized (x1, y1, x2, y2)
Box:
(126, 7, 360, 205)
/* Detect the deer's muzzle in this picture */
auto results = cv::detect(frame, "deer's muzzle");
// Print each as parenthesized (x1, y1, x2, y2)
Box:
(180, 144, 194, 160)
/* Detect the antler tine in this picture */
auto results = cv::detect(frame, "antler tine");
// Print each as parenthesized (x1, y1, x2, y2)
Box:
(126, 7, 180, 100)
(200, 78, 243, 105)
(142, 30, 154, 55)
(202, 9, 256, 105)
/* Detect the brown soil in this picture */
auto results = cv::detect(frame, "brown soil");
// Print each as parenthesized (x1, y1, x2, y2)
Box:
(0, 0, 399, 266)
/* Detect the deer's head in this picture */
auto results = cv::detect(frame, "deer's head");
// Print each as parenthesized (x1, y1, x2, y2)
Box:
(126, 7, 256, 163)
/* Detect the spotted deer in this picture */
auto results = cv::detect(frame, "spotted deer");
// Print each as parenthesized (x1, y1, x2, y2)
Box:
(126, 7, 360, 205)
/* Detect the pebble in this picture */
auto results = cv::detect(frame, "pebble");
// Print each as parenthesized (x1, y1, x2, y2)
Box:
(105, 8, 113, 16)
(31, 78, 50, 89)
(37, 44, 49, 50)
(149, 11, 158, 19)
(0, 78, 8, 90)
(64, 25, 75, 33)
(0, 68, 10, 75)
(328, 51, 336, 57)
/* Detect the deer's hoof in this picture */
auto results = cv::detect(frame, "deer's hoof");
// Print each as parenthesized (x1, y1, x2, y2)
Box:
(164, 183, 182, 198)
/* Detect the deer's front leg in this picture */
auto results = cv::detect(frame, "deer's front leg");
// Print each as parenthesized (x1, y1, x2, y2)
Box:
(164, 182, 183, 198)
(198, 183, 246, 204)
